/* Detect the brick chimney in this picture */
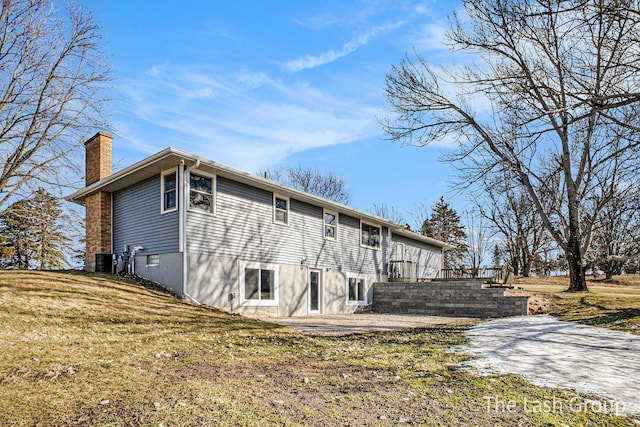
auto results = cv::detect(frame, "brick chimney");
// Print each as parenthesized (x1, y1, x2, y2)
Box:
(84, 132, 113, 271)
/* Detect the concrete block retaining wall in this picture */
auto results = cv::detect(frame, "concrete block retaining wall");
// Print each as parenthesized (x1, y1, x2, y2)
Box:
(372, 280, 528, 318)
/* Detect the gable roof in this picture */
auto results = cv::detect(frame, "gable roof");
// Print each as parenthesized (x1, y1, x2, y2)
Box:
(66, 147, 452, 249)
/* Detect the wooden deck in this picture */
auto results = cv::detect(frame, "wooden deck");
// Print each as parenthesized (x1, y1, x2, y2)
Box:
(388, 263, 511, 285)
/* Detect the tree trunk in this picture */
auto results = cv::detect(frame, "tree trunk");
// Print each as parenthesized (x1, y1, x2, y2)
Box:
(605, 270, 614, 281)
(521, 247, 532, 277)
(511, 257, 520, 276)
(567, 238, 588, 292)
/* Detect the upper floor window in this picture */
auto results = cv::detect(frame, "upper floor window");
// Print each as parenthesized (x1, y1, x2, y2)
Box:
(189, 172, 215, 214)
(161, 168, 177, 213)
(361, 222, 381, 249)
(324, 210, 337, 240)
(274, 195, 289, 224)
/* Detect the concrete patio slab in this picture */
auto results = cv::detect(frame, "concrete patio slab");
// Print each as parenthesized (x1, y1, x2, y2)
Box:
(257, 313, 475, 336)
(464, 315, 640, 415)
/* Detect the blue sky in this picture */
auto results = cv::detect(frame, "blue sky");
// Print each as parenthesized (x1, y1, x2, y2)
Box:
(82, 0, 468, 227)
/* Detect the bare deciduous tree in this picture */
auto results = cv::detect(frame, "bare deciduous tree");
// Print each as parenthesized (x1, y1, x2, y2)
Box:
(464, 209, 491, 277)
(381, 0, 640, 291)
(587, 183, 640, 280)
(368, 202, 405, 224)
(480, 174, 553, 277)
(261, 165, 350, 204)
(0, 0, 110, 212)
(408, 200, 432, 231)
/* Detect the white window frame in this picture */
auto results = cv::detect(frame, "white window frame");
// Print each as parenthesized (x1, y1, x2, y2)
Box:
(273, 194, 289, 225)
(346, 275, 368, 305)
(160, 167, 178, 214)
(239, 261, 279, 307)
(146, 254, 160, 267)
(360, 221, 381, 249)
(323, 209, 338, 241)
(187, 170, 216, 215)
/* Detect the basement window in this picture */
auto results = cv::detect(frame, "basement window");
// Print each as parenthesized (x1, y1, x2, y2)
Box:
(347, 277, 367, 304)
(146, 254, 160, 266)
(240, 261, 278, 306)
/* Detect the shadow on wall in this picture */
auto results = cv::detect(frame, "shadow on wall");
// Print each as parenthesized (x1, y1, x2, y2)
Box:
(185, 188, 388, 316)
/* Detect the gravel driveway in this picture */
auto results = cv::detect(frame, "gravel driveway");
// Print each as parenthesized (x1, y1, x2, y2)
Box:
(464, 315, 640, 415)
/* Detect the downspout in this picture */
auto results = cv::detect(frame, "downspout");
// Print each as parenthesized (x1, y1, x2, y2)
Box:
(181, 159, 201, 304)
(110, 193, 114, 259)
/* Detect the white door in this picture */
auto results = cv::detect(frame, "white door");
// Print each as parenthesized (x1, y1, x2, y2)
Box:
(309, 269, 322, 314)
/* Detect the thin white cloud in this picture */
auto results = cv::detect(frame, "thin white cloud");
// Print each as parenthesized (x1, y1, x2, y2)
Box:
(235, 72, 271, 90)
(114, 63, 379, 172)
(413, 22, 450, 51)
(283, 21, 404, 72)
(293, 13, 341, 30)
(146, 63, 169, 77)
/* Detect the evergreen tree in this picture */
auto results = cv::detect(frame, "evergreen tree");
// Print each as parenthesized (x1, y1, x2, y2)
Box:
(0, 189, 71, 269)
(491, 244, 503, 269)
(31, 189, 71, 270)
(0, 199, 35, 268)
(420, 196, 468, 269)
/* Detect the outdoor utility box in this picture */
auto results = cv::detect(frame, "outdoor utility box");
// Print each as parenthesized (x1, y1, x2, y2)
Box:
(95, 252, 114, 273)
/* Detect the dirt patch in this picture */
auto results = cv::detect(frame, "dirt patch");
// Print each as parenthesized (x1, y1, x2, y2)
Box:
(506, 289, 559, 315)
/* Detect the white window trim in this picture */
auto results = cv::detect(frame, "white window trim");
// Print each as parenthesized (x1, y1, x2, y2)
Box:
(323, 209, 338, 241)
(273, 194, 289, 225)
(160, 167, 178, 214)
(239, 260, 279, 307)
(360, 221, 381, 250)
(346, 275, 368, 306)
(146, 254, 160, 267)
(187, 169, 216, 216)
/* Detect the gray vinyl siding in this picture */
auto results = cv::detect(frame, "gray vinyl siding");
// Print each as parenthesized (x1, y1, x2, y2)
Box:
(187, 176, 385, 274)
(113, 175, 179, 255)
(391, 234, 442, 278)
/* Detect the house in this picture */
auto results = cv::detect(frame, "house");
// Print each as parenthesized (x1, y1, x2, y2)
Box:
(67, 132, 450, 316)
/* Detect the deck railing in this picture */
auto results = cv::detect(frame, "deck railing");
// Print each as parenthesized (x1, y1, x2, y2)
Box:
(440, 267, 504, 282)
(388, 260, 418, 282)
(388, 262, 506, 284)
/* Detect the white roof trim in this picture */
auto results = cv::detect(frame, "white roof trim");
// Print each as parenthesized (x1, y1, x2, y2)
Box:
(66, 147, 451, 249)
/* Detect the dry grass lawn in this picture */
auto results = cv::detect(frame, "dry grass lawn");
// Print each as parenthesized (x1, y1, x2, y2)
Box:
(511, 274, 640, 334)
(1, 270, 637, 426)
